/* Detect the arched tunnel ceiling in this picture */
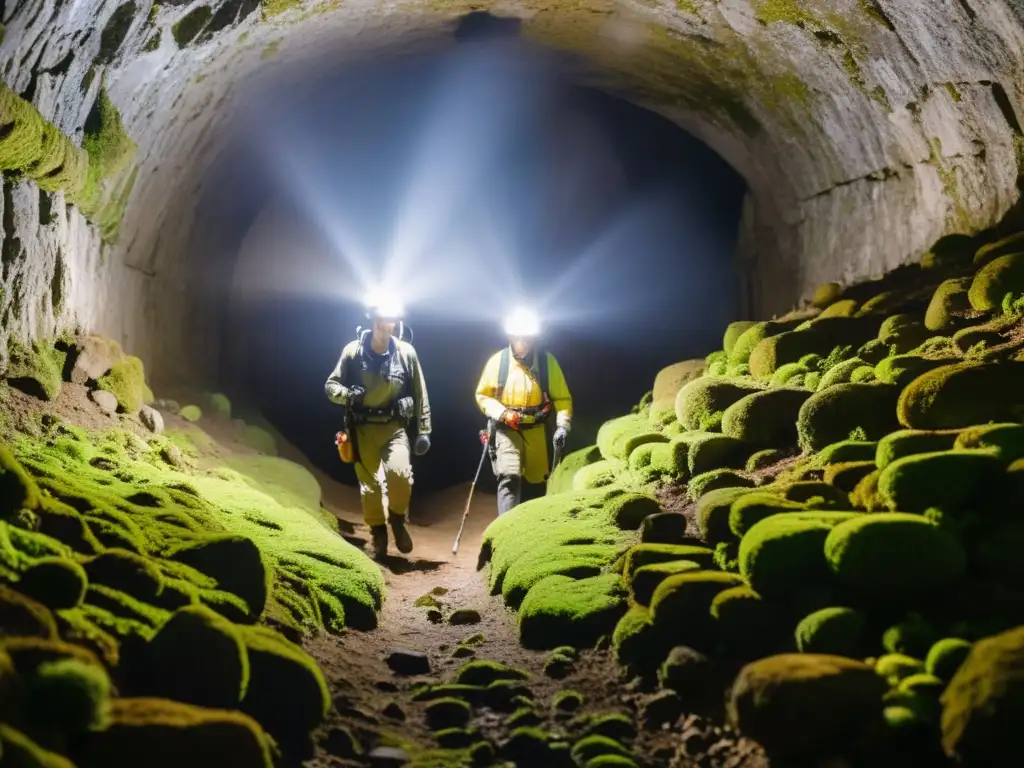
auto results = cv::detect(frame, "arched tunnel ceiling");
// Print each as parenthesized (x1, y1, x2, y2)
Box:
(2, 0, 1024, 385)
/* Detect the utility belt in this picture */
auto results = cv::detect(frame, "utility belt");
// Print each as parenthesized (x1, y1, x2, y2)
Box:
(347, 405, 409, 426)
(504, 401, 553, 427)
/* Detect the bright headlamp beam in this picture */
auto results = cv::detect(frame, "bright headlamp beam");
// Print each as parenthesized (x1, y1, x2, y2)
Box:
(503, 306, 541, 337)
(365, 288, 405, 320)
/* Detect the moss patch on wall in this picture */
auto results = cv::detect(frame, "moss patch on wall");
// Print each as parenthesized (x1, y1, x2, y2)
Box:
(172, 5, 212, 47)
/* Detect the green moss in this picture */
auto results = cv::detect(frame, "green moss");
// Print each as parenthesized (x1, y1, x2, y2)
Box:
(80, 87, 137, 224)
(926, 637, 972, 681)
(518, 572, 625, 650)
(24, 656, 111, 731)
(18, 557, 87, 610)
(723, 321, 758, 355)
(711, 584, 778, 656)
(897, 361, 1024, 429)
(940, 625, 1024, 764)
(695, 486, 750, 544)
(797, 382, 901, 452)
(6, 340, 67, 401)
(96, 355, 147, 413)
(876, 653, 925, 683)
(172, 5, 212, 47)
(1, 443, 42, 514)
(883, 613, 939, 657)
(924, 278, 975, 332)
(818, 440, 877, 465)
(596, 415, 667, 461)
(455, 660, 529, 687)
(721, 388, 810, 447)
(547, 445, 600, 496)
(824, 513, 967, 603)
(875, 353, 960, 388)
(207, 392, 231, 418)
(738, 512, 861, 598)
(179, 405, 202, 422)
(795, 606, 869, 657)
(751, 317, 883, 381)
(729, 319, 805, 365)
(974, 231, 1024, 268)
(969, 252, 1024, 311)
(677, 432, 747, 475)
(166, 534, 269, 618)
(571, 734, 630, 764)
(688, 468, 754, 499)
(261, 40, 281, 59)
(745, 448, 788, 472)
(755, 0, 816, 26)
(877, 449, 1004, 513)
(875, 429, 960, 469)
(629, 559, 703, 605)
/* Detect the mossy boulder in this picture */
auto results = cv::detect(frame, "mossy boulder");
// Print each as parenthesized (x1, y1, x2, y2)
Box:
(710, 585, 779, 656)
(738, 512, 861, 598)
(819, 299, 858, 318)
(179, 405, 202, 422)
(795, 606, 869, 657)
(518, 573, 625, 650)
(817, 440, 878, 465)
(925, 278, 974, 332)
(721, 388, 811, 447)
(425, 697, 472, 730)
(974, 231, 1024, 267)
(941, 625, 1024, 765)
(877, 449, 1005, 513)
(811, 282, 844, 308)
(875, 429, 962, 470)
(572, 460, 622, 491)
(824, 514, 967, 603)
(816, 357, 865, 390)
(23, 656, 111, 731)
(639, 511, 687, 544)
(797, 383, 901, 452)
(695, 486, 751, 544)
(629, 560, 703, 606)
(571, 734, 631, 764)
(877, 653, 926, 683)
(955, 422, 1024, 464)
(96, 356, 147, 413)
(878, 314, 930, 353)
(651, 359, 705, 410)
(238, 625, 329, 743)
(968, 252, 1024, 311)
(728, 492, 805, 537)
(688, 469, 754, 499)
(71, 697, 273, 768)
(875, 354, 960, 388)
(749, 317, 882, 381)
(141, 605, 250, 709)
(675, 377, 764, 432)
(18, 557, 87, 609)
(728, 319, 806, 365)
(680, 432, 748, 475)
(822, 461, 877, 493)
(241, 426, 277, 456)
(745, 448, 789, 471)
(926, 638, 972, 682)
(728, 653, 888, 760)
(648, 570, 745, 650)
(167, 535, 269, 618)
(547, 445, 601, 496)
(611, 605, 659, 669)
(622, 543, 715, 578)
(596, 415, 667, 461)
(897, 361, 1024, 429)
(1, 583, 58, 637)
(723, 322, 759, 355)
(5, 341, 67, 402)
(883, 613, 940, 657)
(83, 548, 163, 602)
(1, 445, 42, 515)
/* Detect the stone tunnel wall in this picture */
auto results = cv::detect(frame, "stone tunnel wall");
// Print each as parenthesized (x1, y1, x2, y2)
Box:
(1, 0, 1023, 385)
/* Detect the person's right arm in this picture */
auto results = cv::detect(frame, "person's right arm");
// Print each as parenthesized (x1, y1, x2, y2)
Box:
(474, 352, 506, 421)
(325, 343, 359, 405)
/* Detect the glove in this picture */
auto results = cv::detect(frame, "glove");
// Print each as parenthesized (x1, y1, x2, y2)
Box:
(396, 396, 414, 420)
(414, 434, 431, 456)
(500, 409, 522, 430)
(326, 381, 344, 401)
(347, 386, 365, 407)
(553, 426, 568, 449)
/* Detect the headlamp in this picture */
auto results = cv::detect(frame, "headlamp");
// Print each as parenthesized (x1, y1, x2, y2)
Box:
(503, 306, 541, 338)
(365, 289, 405, 321)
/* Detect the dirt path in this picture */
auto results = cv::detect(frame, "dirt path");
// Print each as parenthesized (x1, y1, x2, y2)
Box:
(303, 484, 766, 768)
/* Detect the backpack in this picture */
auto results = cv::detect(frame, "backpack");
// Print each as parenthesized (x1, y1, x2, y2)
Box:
(495, 347, 549, 402)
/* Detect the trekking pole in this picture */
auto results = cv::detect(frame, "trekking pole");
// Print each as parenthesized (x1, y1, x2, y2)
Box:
(452, 431, 490, 555)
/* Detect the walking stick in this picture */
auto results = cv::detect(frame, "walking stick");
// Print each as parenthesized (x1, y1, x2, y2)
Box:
(452, 431, 490, 555)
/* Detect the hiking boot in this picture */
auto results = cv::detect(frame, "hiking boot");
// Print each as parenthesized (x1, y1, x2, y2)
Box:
(370, 525, 389, 559)
(390, 515, 414, 554)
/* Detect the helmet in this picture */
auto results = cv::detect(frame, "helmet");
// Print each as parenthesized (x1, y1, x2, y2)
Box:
(503, 306, 541, 338)
(365, 290, 405, 321)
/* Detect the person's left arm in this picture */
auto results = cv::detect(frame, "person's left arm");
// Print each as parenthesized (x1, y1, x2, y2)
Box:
(547, 353, 572, 432)
(408, 345, 432, 436)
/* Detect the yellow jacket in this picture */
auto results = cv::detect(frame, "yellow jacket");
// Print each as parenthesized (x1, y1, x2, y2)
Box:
(475, 347, 572, 430)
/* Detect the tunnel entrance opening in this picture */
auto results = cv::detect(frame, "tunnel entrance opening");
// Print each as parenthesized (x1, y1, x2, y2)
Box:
(193, 28, 747, 496)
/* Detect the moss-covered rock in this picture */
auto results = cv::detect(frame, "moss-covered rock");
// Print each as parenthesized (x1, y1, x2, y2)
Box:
(723, 321, 759, 355)
(547, 445, 601, 496)
(738, 512, 861, 598)
(611, 604, 658, 669)
(425, 697, 472, 730)
(639, 511, 687, 544)
(926, 638, 972, 682)
(768, 362, 810, 387)
(72, 697, 273, 768)
(883, 613, 939, 658)
(795, 606, 869, 657)
(571, 734, 631, 764)
(651, 360, 705, 411)
(822, 460, 878, 493)
(925, 278, 974, 332)
(596, 415, 667, 461)
(1, 445, 42, 515)
(797, 383, 901, 452)
(897, 361, 1024, 429)
(675, 376, 765, 433)
(877, 449, 1005, 513)
(817, 440, 878, 466)
(518, 573, 625, 650)
(688, 469, 754, 499)
(237, 625, 328, 743)
(728, 492, 805, 537)
(179, 405, 203, 422)
(241, 426, 277, 456)
(879, 314, 930, 352)
(0, 724, 75, 767)
(648, 570, 745, 650)
(877, 653, 926, 684)
(83, 548, 164, 602)
(728, 319, 805, 365)
(811, 282, 844, 308)
(728, 654, 888, 760)
(721, 388, 810, 447)
(875, 429, 962, 470)
(745, 448, 789, 471)
(572, 460, 622, 491)
(18, 557, 87, 610)
(1, 583, 58, 637)
(816, 357, 865, 390)
(941, 625, 1024, 765)
(968, 252, 1024, 311)
(680, 432, 748, 475)
(141, 604, 249, 709)
(695, 486, 750, 544)
(954, 423, 1024, 464)
(749, 318, 883, 381)
(167, 535, 269, 618)
(5, 341, 67, 402)
(23, 656, 111, 732)
(824, 514, 967, 603)
(710, 585, 778, 656)
(973, 231, 1024, 267)
(621, 543, 715, 578)
(629, 559, 703, 606)
(96, 356, 147, 413)
(875, 354, 961, 388)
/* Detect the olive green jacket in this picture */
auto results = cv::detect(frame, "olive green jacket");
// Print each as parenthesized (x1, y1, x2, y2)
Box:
(324, 333, 432, 436)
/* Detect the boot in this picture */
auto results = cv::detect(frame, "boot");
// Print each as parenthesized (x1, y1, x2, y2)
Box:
(370, 525, 389, 559)
(390, 515, 414, 554)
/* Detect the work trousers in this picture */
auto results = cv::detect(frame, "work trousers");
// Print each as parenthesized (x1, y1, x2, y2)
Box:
(353, 421, 412, 527)
(493, 424, 548, 516)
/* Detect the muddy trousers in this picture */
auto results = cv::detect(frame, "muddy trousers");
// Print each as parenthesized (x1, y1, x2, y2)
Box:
(353, 421, 412, 527)
(493, 424, 548, 516)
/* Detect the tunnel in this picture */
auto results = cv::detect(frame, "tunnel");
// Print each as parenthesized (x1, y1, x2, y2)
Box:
(2, 1, 1024, 767)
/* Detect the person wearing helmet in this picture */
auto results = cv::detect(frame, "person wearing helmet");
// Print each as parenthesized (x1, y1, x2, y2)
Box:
(475, 307, 572, 515)
(324, 294, 432, 559)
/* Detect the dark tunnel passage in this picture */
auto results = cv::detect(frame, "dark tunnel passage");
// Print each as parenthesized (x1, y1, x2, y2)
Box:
(193, 32, 746, 493)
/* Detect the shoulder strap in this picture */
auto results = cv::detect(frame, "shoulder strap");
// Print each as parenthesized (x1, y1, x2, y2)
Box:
(538, 350, 549, 398)
(495, 347, 510, 400)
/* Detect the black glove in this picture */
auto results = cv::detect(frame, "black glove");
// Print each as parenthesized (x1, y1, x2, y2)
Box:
(414, 434, 431, 456)
(347, 386, 365, 407)
(553, 426, 568, 448)
(396, 396, 414, 420)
